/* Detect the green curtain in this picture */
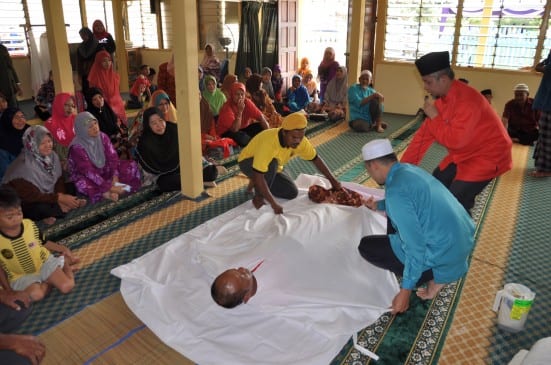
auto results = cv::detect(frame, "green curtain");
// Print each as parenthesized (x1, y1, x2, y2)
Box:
(235, 2, 262, 77)
(261, 2, 278, 69)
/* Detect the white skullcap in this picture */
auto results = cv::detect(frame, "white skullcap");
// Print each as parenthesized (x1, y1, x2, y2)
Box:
(514, 83, 529, 92)
(361, 139, 394, 161)
(360, 70, 372, 78)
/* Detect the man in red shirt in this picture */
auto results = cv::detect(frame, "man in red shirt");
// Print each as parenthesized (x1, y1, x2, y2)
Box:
(502, 83, 540, 146)
(401, 51, 512, 213)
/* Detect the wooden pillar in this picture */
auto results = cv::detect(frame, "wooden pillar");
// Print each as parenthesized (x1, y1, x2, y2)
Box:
(172, 0, 204, 199)
(348, 0, 366, 85)
(112, 0, 129, 92)
(42, 0, 73, 94)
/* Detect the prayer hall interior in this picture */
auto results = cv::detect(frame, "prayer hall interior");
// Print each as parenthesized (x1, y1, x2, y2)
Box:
(3, 0, 551, 364)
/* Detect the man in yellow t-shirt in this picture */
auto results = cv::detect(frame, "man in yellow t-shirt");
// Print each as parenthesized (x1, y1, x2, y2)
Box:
(238, 112, 341, 214)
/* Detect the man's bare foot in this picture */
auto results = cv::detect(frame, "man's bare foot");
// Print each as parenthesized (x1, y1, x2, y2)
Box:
(102, 191, 119, 201)
(416, 280, 445, 300)
(43, 217, 56, 225)
(376, 126, 385, 133)
(252, 195, 265, 209)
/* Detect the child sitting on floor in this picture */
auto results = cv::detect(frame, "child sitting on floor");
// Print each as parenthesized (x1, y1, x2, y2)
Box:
(127, 73, 151, 109)
(0, 186, 79, 302)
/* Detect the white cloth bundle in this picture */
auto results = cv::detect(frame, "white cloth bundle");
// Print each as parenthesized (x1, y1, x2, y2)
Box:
(112, 175, 399, 365)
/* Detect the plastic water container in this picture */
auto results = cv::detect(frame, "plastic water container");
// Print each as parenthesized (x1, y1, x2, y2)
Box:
(492, 283, 535, 333)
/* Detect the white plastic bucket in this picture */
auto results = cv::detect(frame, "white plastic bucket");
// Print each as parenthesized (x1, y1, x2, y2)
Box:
(492, 283, 535, 333)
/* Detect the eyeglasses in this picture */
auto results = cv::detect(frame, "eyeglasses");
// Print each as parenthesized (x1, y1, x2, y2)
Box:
(64, 103, 76, 108)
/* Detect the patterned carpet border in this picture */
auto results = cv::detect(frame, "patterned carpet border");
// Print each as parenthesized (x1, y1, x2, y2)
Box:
(42, 185, 159, 238)
(58, 190, 183, 248)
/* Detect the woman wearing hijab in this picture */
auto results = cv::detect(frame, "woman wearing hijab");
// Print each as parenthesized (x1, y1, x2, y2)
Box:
(0, 107, 29, 179)
(317, 47, 340, 102)
(217, 82, 269, 147)
(157, 54, 176, 106)
(127, 75, 151, 109)
(77, 27, 99, 95)
(127, 90, 177, 149)
(202, 75, 226, 119)
(220, 74, 238, 99)
(87, 50, 127, 125)
(68, 112, 141, 203)
(246, 73, 283, 128)
(271, 65, 284, 102)
(92, 19, 116, 55)
(149, 90, 177, 120)
(86, 87, 130, 159)
(261, 67, 275, 100)
(136, 107, 218, 192)
(286, 75, 311, 113)
(302, 71, 319, 102)
(200, 44, 222, 82)
(323, 65, 348, 121)
(297, 57, 311, 79)
(2, 126, 86, 224)
(44, 93, 77, 165)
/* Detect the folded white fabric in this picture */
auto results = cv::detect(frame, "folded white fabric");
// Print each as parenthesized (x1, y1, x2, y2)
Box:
(508, 337, 551, 365)
(112, 175, 399, 365)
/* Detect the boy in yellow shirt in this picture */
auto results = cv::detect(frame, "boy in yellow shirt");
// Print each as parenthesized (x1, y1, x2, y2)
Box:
(0, 186, 78, 302)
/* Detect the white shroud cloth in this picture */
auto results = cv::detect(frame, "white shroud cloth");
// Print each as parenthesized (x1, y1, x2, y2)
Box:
(111, 175, 399, 365)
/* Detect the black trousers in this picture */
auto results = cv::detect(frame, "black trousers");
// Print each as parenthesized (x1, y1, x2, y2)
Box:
(358, 217, 434, 287)
(156, 165, 219, 193)
(222, 122, 265, 147)
(433, 163, 491, 214)
(349, 99, 383, 132)
(0, 303, 33, 365)
(238, 158, 298, 199)
(508, 127, 539, 146)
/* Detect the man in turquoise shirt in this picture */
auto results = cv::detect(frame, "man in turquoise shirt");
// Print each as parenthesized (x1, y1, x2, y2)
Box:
(359, 139, 475, 314)
(347, 70, 386, 133)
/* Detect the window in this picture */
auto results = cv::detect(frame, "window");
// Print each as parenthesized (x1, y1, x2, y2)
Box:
(160, 0, 172, 49)
(0, 0, 26, 55)
(198, 0, 239, 56)
(384, 0, 458, 62)
(126, 0, 159, 48)
(0, 0, 114, 55)
(86, 0, 115, 42)
(384, 0, 550, 70)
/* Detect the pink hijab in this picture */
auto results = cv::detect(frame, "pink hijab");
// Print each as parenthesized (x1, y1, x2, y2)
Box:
(44, 93, 76, 147)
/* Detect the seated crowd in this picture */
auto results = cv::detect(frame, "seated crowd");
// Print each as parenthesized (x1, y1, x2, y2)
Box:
(0, 36, 531, 362)
(0, 52, 399, 233)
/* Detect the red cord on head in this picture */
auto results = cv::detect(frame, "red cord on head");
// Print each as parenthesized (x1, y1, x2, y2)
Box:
(251, 259, 264, 273)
